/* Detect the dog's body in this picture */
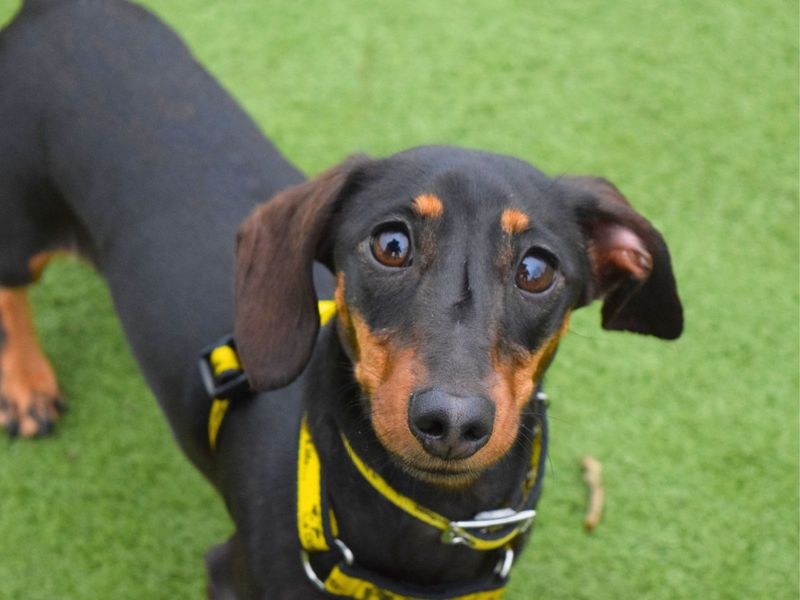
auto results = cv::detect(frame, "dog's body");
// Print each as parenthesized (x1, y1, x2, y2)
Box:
(0, 0, 307, 464)
(0, 1, 682, 599)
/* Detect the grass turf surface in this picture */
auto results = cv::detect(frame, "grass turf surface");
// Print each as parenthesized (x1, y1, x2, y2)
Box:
(0, 0, 797, 598)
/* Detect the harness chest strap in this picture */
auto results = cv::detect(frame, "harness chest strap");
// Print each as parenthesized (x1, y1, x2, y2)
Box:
(297, 406, 548, 599)
(298, 414, 518, 600)
(204, 300, 338, 450)
(322, 565, 505, 600)
(325, 565, 505, 600)
(339, 429, 542, 551)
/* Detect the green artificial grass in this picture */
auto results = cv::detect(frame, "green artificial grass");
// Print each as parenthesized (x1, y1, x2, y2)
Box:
(0, 0, 797, 598)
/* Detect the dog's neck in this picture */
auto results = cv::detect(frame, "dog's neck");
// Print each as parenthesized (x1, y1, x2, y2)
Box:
(302, 326, 538, 585)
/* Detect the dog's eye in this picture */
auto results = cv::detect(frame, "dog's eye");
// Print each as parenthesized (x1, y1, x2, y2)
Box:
(371, 225, 411, 267)
(516, 250, 556, 293)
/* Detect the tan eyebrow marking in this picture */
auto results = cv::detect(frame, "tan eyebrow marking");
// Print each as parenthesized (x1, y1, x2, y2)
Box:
(500, 208, 530, 235)
(412, 194, 444, 219)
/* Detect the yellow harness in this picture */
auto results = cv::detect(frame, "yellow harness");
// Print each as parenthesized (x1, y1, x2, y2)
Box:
(298, 415, 507, 599)
(201, 301, 548, 599)
(204, 300, 337, 450)
(297, 409, 547, 599)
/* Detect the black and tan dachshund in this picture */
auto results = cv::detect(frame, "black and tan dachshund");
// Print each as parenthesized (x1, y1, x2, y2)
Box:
(0, 1, 682, 598)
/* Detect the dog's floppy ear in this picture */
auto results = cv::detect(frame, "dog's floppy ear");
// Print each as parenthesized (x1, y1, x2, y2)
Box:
(234, 155, 369, 390)
(563, 176, 683, 339)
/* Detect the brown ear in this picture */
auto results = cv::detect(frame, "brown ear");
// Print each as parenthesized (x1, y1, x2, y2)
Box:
(234, 155, 369, 390)
(564, 176, 683, 340)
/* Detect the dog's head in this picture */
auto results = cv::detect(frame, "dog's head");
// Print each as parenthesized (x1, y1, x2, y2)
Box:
(235, 146, 682, 483)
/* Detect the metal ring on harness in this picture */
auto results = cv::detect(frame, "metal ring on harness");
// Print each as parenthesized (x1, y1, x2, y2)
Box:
(301, 538, 355, 593)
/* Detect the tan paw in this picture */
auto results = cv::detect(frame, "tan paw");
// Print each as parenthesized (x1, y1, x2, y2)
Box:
(0, 387, 65, 438)
(0, 288, 65, 438)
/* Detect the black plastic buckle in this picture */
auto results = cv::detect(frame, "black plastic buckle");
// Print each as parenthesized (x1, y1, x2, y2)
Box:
(198, 335, 251, 400)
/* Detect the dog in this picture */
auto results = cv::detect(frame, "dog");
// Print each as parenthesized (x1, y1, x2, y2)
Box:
(0, 1, 683, 598)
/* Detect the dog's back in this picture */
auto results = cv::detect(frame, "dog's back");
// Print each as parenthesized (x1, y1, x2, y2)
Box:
(0, 0, 303, 460)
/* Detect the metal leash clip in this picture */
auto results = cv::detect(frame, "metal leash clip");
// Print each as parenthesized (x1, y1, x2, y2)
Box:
(441, 508, 536, 547)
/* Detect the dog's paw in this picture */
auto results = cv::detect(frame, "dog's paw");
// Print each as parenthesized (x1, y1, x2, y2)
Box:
(0, 363, 65, 438)
(0, 288, 65, 438)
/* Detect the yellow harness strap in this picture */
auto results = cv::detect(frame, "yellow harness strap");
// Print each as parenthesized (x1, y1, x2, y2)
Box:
(340, 428, 542, 552)
(317, 300, 338, 328)
(297, 414, 332, 553)
(208, 399, 230, 451)
(207, 300, 339, 451)
(323, 565, 505, 600)
(297, 409, 547, 598)
(207, 344, 243, 451)
(297, 416, 510, 599)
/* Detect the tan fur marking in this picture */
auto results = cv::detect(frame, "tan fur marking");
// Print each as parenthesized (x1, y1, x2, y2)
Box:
(412, 194, 444, 219)
(28, 250, 69, 282)
(483, 313, 571, 466)
(500, 209, 530, 235)
(351, 313, 389, 396)
(0, 288, 62, 437)
(334, 273, 426, 461)
(347, 311, 426, 457)
(368, 345, 425, 458)
(360, 311, 571, 481)
(351, 313, 424, 458)
(334, 273, 356, 353)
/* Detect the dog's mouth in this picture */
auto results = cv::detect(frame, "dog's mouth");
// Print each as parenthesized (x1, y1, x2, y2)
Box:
(392, 454, 487, 487)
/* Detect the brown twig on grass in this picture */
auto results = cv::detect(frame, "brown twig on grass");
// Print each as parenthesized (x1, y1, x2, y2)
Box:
(581, 455, 604, 531)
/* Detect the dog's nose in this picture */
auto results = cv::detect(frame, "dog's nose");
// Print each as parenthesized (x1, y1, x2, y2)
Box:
(408, 390, 495, 460)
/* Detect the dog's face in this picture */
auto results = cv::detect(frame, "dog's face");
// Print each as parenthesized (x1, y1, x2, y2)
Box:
(235, 147, 682, 484)
(329, 149, 588, 481)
